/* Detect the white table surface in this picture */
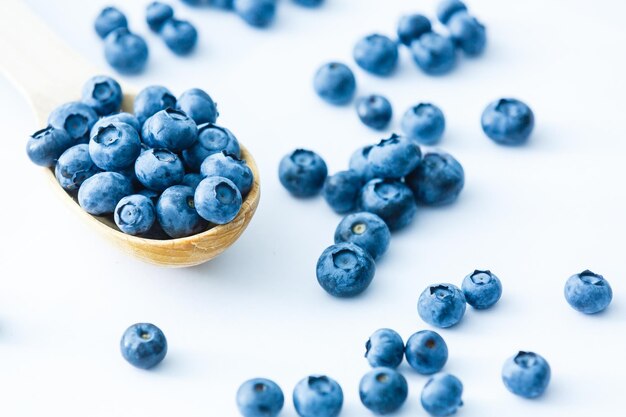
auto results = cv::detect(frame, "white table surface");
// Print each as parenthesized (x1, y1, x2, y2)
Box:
(1, 0, 625, 415)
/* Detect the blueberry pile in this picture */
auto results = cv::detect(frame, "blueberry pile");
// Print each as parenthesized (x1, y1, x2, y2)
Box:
(26, 76, 253, 239)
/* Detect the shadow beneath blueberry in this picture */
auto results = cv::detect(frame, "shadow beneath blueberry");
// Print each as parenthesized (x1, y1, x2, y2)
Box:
(147, 350, 208, 379)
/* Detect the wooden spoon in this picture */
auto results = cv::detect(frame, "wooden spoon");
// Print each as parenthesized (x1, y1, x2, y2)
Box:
(0, 0, 261, 267)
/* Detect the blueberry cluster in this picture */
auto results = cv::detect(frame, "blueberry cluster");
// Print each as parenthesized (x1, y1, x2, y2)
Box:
(147, 2, 198, 55)
(26, 76, 253, 239)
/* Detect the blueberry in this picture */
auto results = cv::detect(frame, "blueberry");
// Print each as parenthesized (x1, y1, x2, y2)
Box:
(234, 0, 277, 28)
(292, 0, 324, 6)
(237, 378, 285, 417)
(200, 151, 253, 197)
(146, 2, 174, 32)
(405, 151, 464, 206)
(114, 194, 156, 235)
(182, 173, 204, 189)
(94, 6, 128, 39)
(120, 323, 167, 369)
(91, 112, 141, 137)
(356, 95, 393, 130)
(359, 179, 417, 231)
(142, 108, 198, 152)
(564, 270, 613, 314)
(26, 126, 73, 167)
(78, 172, 133, 215)
(349, 145, 375, 182)
(210, 0, 235, 8)
(89, 122, 142, 171)
(293, 375, 343, 417)
(420, 374, 463, 417)
(401, 103, 445, 145)
(502, 351, 551, 399)
(182, 123, 240, 172)
(55, 144, 100, 191)
(81, 75, 123, 116)
(161, 19, 198, 55)
(48, 102, 98, 145)
(353, 34, 398, 76)
(177, 88, 219, 125)
(334, 212, 390, 260)
(104, 28, 149, 75)
(156, 185, 208, 238)
(359, 367, 408, 414)
(436, 0, 468, 25)
(447, 13, 486, 56)
(322, 170, 363, 214)
(462, 270, 502, 310)
(134, 85, 177, 126)
(316, 243, 375, 298)
(397, 14, 432, 46)
(194, 176, 243, 224)
(313, 62, 356, 105)
(278, 149, 328, 197)
(138, 188, 161, 204)
(364, 328, 404, 368)
(481, 98, 535, 145)
(135, 148, 185, 192)
(405, 330, 448, 375)
(410, 32, 456, 75)
(367, 134, 422, 179)
(418, 284, 466, 328)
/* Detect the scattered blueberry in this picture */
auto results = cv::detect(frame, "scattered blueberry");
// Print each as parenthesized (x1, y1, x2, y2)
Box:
(359, 179, 417, 231)
(410, 32, 457, 75)
(405, 151, 464, 206)
(313, 62, 356, 105)
(322, 170, 362, 214)
(81, 75, 123, 116)
(182, 123, 240, 172)
(78, 171, 133, 215)
(237, 378, 285, 417)
(142, 108, 198, 152)
(418, 284, 466, 328)
(278, 149, 328, 197)
(120, 323, 167, 369)
(436, 0, 468, 25)
(293, 375, 343, 417)
(91, 112, 141, 136)
(161, 18, 198, 55)
(462, 270, 502, 309)
(55, 144, 100, 191)
(334, 212, 390, 260)
(114, 194, 156, 235)
(89, 122, 142, 171)
(481, 98, 535, 145)
(564, 270, 613, 314)
(94, 6, 128, 39)
(401, 103, 445, 145)
(26, 126, 73, 167)
(200, 151, 253, 197)
(349, 145, 375, 182)
(156, 185, 208, 238)
(502, 351, 551, 399)
(194, 176, 243, 224)
(134, 85, 177, 126)
(397, 14, 432, 46)
(364, 328, 404, 368)
(104, 28, 149, 75)
(353, 34, 398, 76)
(359, 367, 408, 414)
(405, 330, 448, 375)
(146, 2, 175, 32)
(135, 148, 185, 192)
(234, 0, 277, 28)
(367, 134, 421, 179)
(48, 101, 98, 145)
(355, 95, 393, 130)
(316, 243, 376, 298)
(447, 13, 487, 56)
(421, 373, 463, 417)
(177, 88, 219, 125)
(182, 173, 204, 189)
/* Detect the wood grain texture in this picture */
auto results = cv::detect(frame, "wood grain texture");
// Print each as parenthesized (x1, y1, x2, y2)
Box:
(0, 0, 261, 267)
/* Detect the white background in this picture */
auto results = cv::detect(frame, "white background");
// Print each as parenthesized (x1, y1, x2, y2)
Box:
(1, 0, 625, 415)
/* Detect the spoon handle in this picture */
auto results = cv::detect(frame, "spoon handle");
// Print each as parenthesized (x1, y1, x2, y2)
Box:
(0, 0, 96, 124)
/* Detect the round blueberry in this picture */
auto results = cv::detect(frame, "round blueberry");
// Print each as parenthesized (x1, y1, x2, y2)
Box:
(48, 101, 99, 145)
(448, 13, 487, 56)
(502, 351, 551, 399)
(91, 112, 141, 137)
(104, 28, 149, 75)
(355, 95, 393, 130)
(292, 0, 324, 6)
(564, 270, 612, 314)
(278, 149, 328, 198)
(200, 151, 253, 197)
(405, 151, 464, 206)
(89, 122, 142, 171)
(78, 172, 133, 215)
(293, 375, 343, 417)
(313, 62, 356, 105)
(405, 330, 448, 375)
(410, 32, 457, 75)
(359, 367, 408, 414)
(194, 176, 243, 224)
(397, 14, 432, 46)
(316, 243, 376, 298)
(182, 173, 204, 190)
(146, 2, 174, 32)
(94, 6, 128, 39)
(462, 270, 502, 310)
(418, 284, 466, 328)
(234, 0, 277, 28)
(436, 0, 468, 25)
(237, 378, 285, 417)
(120, 323, 167, 369)
(353, 34, 398, 76)
(182, 123, 240, 172)
(135, 148, 185, 192)
(421, 373, 463, 417)
(364, 328, 404, 368)
(138, 188, 161, 204)
(55, 144, 100, 191)
(401, 103, 445, 145)
(334, 212, 390, 260)
(81, 75, 123, 116)
(359, 179, 417, 231)
(142, 108, 198, 152)
(156, 185, 208, 238)
(177, 88, 219, 126)
(349, 145, 375, 182)
(322, 170, 363, 214)
(114, 194, 156, 235)
(26, 126, 73, 167)
(481, 98, 535, 145)
(134, 85, 177, 126)
(367, 134, 422, 179)
(161, 19, 198, 55)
